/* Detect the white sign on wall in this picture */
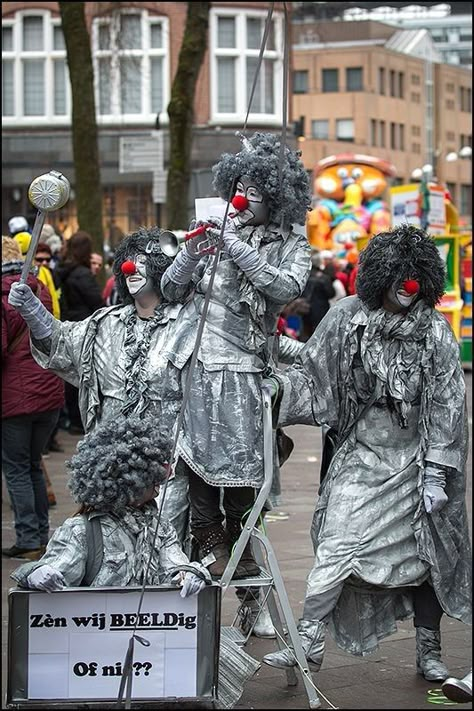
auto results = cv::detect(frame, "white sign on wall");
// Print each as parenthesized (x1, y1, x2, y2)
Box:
(8, 586, 220, 705)
(119, 132, 164, 174)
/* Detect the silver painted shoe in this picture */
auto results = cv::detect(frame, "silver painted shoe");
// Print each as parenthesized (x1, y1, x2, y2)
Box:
(442, 670, 472, 703)
(415, 627, 449, 681)
(263, 619, 325, 669)
(238, 599, 276, 638)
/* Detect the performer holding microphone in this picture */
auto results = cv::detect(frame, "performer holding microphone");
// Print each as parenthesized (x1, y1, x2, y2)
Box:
(159, 132, 312, 588)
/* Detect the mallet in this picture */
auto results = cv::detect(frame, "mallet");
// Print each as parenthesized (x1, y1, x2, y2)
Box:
(20, 170, 71, 284)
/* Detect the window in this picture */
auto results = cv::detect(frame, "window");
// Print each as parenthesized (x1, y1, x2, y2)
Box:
(311, 119, 329, 139)
(398, 72, 404, 99)
(93, 11, 169, 120)
(389, 70, 396, 97)
(371, 119, 377, 146)
(460, 184, 471, 217)
(293, 70, 309, 94)
(336, 118, 354, 142)
(379, 120, 386, 148)
(411, 73, 420, 85)
(378, 67, 385, 95)
(399, 124, 404, 151)
(212, 9, 282, 120)
(390, 122, 397, 150)
(322, 68, 338, 92)
(2, 11, 69, 122)
(346, 67, 363, 91)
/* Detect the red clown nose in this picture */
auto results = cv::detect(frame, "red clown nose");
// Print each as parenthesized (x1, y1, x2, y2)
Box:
(403, 279, 420, 295)
(231, 195, 249, 212)
(121, 260, 137, 276)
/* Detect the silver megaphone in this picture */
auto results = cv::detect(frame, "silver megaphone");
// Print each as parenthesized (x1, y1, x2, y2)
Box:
(158, 230, 186, 257)
(159, 224, 213, 258)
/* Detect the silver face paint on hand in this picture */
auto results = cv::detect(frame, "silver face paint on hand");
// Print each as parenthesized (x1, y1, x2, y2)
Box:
(234, 175, 270, 226)
(126, 254, 152, 296)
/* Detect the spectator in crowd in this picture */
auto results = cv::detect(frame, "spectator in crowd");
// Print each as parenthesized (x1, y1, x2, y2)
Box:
(325, 259, 347, 307)
(90, 252, 103, 276)
(8, 215, 29, 238)
(300, 251, 336, 341)
(34, 242, 61, 320)
(40, 224, 63, 272)
(2, 236, 64, 560)
(56, 230, 105, 434)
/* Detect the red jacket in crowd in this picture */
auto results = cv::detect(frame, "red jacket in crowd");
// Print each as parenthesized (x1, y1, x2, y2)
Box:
(2, 272, 65, 419)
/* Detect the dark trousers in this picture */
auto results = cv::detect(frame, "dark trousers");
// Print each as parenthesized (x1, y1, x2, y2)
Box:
(65, 381, 83, 431)
(413, 580, 444, 631)
(187, 462, 256, 530)
(2, 409, 59, 549)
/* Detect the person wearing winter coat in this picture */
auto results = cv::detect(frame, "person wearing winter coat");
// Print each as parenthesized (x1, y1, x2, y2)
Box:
(2, 236, 64, 561)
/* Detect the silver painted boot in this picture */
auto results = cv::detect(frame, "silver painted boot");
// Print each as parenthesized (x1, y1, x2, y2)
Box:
(263, 619, 326, 669)
(416, 627, 449, 681)
(238, 597, 276, 638)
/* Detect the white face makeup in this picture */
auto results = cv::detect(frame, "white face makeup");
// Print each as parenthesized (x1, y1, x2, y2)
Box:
(386, 283, 419, 311)
(234, 175, 270, 226)
(125, 254, 151, 296)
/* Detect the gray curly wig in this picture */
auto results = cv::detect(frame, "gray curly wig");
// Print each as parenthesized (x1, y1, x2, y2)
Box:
(67, 415, 170, 513)
(356, 224, 446, 310)
(113, 226, 173, 304)
(212, 132, 312, 227)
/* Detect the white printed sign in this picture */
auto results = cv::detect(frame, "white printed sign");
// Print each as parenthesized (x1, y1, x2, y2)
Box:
(26, 589, 197, 700)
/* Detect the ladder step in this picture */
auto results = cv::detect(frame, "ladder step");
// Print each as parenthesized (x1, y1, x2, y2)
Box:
(223, 568, 273, 587)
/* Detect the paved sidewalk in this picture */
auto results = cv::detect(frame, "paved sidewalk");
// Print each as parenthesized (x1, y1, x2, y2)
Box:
(2, 375, 472, 709)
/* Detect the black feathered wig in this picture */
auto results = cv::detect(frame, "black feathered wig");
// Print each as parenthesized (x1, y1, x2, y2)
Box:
(212, 132, 312, 227)
(113, 226, 173, 304)
(356, 224, 446, 310)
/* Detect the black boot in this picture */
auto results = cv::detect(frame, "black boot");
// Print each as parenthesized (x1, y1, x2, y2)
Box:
(192, 524, 230, 578)
(226, 518, 260, 579)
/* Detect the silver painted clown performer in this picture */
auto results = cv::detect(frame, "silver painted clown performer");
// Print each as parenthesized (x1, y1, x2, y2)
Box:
(261, 224, 471, 681)
(11, 414, 260, 709)
(7, 226, 183, 432)
(159, 132, 312, 581)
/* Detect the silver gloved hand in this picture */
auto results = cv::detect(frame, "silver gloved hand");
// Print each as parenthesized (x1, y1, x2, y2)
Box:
(185, 220, 220, 258)
(423, 464, 449, 514)
(205, 216, 240, 255)
(8, 282, 54, 340)
(26, 565, 65, 592)
(172, 562, 212, 598)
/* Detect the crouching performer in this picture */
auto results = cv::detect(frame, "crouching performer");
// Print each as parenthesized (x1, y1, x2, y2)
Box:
(11, 414, 260, 709)
(262, 225, 471, 681)
(7, 226, 182, 432)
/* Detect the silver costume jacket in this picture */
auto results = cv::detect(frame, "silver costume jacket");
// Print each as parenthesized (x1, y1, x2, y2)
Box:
(160, 223, 311, 489)
(30, 303, 183, 432)
(274, 295, 471, 656)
